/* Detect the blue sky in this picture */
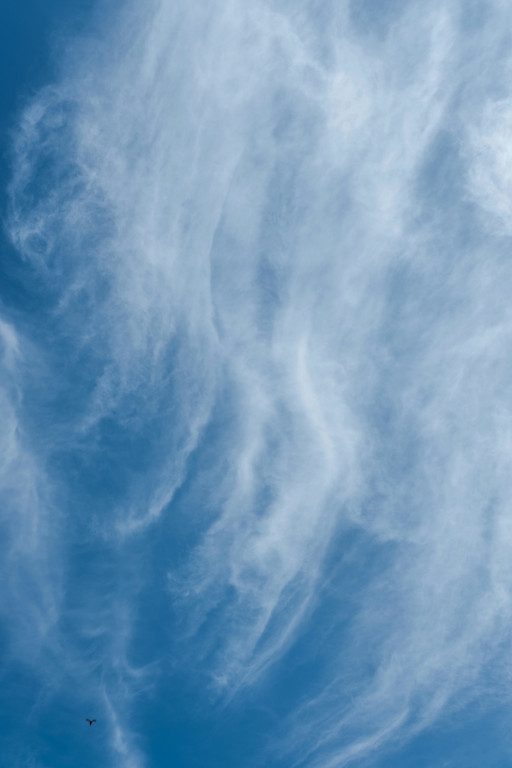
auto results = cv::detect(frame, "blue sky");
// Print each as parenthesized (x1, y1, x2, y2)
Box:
(2, 0, 512, 766)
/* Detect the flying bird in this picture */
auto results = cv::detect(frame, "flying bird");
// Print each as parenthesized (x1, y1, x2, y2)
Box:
(85, 719, 96, 726)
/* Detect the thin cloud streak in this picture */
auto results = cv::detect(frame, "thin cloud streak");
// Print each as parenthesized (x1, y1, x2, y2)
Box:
(0, 317, 61, 661)
(5, 0, 512, 766)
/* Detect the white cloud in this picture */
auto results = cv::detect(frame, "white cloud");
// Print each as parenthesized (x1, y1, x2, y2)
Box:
(7, 0, 512, 766)
(467, 97, 512, 234)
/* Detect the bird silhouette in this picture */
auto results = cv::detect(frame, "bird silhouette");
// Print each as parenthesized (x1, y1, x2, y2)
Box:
(85, 719, 96, 726)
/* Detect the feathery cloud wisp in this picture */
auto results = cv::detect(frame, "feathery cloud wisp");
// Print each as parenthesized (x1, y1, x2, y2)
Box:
(5, 1, 512, 766)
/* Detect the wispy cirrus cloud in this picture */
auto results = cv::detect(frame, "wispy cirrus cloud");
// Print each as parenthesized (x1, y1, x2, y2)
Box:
(5, 0, 512, 766)
(0, 317, 60, 656)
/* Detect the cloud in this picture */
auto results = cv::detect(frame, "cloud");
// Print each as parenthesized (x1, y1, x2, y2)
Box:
(102, 687, 146, 768)
(0, 317, 61, 659)
(6, 0, 512, 766)
(467, 97, 512, 235)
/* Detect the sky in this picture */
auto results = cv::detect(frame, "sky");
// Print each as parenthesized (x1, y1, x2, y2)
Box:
(2, 0, 512, 766)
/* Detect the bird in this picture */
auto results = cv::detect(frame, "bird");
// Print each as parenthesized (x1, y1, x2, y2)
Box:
(85, 719, 96, 727)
